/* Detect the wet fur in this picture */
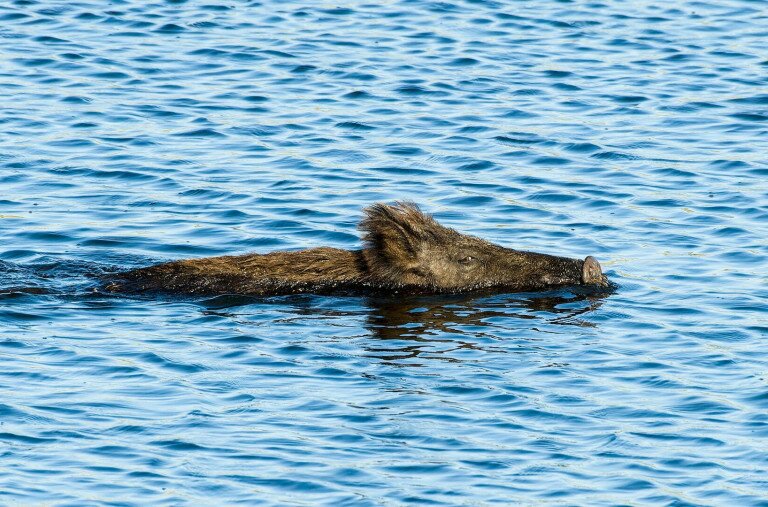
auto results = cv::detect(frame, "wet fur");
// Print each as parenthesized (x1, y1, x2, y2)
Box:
(107, 202, 600, 296)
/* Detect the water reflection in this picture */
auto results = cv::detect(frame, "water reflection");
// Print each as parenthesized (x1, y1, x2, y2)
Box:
(361, 290, 610, 363)
(196, 287, 613, 365)
(367, 290, 608, 337)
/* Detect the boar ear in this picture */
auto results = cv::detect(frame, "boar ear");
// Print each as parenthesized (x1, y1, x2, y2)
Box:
(359, 201, 437, 269)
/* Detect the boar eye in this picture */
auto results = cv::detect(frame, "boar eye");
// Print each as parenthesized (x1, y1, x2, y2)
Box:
(458, 255, 475, 266)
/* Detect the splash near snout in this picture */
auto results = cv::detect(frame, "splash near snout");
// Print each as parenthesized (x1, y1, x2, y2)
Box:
(582, 256, 606, 286)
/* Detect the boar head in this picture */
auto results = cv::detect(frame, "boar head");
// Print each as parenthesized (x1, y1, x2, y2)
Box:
(360, 202, 607, 293)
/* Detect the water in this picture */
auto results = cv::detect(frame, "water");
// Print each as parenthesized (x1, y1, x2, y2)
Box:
(1, 0, 767, 504)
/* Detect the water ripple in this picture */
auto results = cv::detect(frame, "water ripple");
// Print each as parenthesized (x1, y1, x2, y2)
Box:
(1, 0, 767, 505)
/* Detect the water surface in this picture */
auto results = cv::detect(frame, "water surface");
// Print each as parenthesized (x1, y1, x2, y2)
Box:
(1, 0, 767, 505)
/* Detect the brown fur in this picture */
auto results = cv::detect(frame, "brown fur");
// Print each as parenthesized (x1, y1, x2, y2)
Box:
(106, 202, 607, 296)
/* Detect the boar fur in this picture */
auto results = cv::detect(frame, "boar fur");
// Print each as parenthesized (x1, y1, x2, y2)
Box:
(106, 202, 607, 296)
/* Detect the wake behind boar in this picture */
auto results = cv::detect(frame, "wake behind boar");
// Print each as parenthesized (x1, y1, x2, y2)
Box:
(106, 202, 609, 296)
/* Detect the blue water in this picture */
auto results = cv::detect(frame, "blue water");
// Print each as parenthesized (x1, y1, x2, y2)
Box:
(1, 0, 767, 504)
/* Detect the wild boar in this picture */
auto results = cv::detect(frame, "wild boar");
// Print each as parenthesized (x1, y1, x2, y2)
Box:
(105, 202, 608, 296)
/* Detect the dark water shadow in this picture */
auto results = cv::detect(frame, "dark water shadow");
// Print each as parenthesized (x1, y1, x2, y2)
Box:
(193, 285, 613, 328)
(192, 285, 615, 365)
(0, 259, 116, 297)
(358, 289, 611, 364)
(365, 289, 609, 337)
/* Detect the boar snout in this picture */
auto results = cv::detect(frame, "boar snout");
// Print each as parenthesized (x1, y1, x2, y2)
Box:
(582, 256, 605, 285)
